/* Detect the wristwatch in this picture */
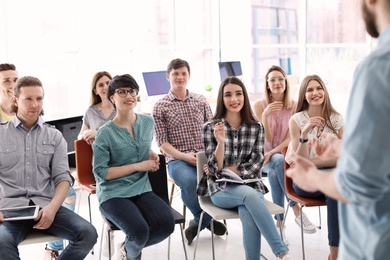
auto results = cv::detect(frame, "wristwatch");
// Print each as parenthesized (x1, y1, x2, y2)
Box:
(299, 138, 309, 143)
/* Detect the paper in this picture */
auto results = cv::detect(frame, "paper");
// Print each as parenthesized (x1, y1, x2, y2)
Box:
(216, 168, 260, 184)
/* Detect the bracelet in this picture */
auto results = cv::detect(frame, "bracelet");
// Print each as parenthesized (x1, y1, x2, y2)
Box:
(299, 138, 309, 143)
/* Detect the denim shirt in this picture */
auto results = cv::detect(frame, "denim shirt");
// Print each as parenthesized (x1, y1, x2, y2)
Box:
(0, 116, 72, 208)
(335, 25, 390, 260)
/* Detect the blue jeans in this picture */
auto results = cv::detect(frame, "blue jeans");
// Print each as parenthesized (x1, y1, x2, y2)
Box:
(99, 192, 175, 260)
(168, 159, 212, 228)
(46, 186, 77, 251)
(210, 184, 289, 259)
(262, 153, 297, 221)
(0, 205, 97, 260)
(293, 176, 339, 247)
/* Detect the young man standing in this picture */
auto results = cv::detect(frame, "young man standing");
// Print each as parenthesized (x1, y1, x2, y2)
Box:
(286, 0, 390, 259)
(0, 76, 97, 259)
(153, 58, 227, 244)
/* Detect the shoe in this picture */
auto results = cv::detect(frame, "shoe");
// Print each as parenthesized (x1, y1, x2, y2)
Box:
(280, 253, 294, 260)
(280, 226, 289, 246)
(206, 220, 227, 236)
(44, 245, 60, 260)
(102, 227, 115, 257)
(184, 220, 199, 245)
(295, 212, 316, 234)
(116, 241, 126, 260)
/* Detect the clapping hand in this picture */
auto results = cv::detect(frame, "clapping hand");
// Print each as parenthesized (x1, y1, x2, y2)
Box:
(309, 133, 341, 160)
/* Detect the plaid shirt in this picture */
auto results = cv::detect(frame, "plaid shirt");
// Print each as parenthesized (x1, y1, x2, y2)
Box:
(197, 118, 268, 196)
(153, 90, 213, 163)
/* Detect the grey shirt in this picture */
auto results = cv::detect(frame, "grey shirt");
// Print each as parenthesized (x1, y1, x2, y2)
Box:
(83, 105, 116, 130)
(0, 116, 72, 208)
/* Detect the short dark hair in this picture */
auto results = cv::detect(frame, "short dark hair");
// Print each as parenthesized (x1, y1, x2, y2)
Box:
(0, 63, 16, 72)
(166, 58, 190, 75)
(11, 76, 44, 115)
(107, 74, 139, 108)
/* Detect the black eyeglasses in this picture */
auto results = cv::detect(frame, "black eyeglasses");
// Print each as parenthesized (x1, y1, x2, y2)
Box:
(115, 89, 138, 97)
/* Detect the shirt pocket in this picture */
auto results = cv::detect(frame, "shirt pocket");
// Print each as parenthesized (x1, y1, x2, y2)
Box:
(36, 141, 55, 167)
(0, 143, 19, 167)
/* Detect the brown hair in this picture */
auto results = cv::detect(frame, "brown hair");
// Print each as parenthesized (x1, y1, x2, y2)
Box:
(263, 65, 292, 109)
(0, 63, 16, 72)
(11, 76, 44, 115)
(90, 71, 112, 106)
(213, 76, 257, 125)
(296, 74, 340, 137)
(166, 58, 190, 75)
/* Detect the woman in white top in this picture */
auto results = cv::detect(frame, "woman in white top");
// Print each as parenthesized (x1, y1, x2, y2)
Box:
(287, 74, 344, 260)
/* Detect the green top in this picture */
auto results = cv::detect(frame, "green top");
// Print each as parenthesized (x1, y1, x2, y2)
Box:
(92, 113, 154, 204)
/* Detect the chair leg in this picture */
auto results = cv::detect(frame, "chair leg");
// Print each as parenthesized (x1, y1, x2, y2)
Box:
(223, 219, 228, 235)
(193, 211, 206, 260)
(168, 224, 188, 260)
(318, 206, 322, 229)
(87, 193, 94, 255)
(182, 204, 186, 229)
(169, 182, 175, 205)
(300, 205, 306, 260)
(99, 222, 105, 260)
(108, 229, 112, 260)
(210, 219, 215, 260)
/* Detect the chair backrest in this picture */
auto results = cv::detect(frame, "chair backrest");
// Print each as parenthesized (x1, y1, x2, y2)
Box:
(196, 151, 207, 190)
(148, 154, 170, 205)
(74, 139, 96, 188)
(283, 147, 326, 206)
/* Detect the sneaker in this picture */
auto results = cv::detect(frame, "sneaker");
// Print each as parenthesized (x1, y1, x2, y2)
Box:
(116, 241, 126, 260)
(295, 212, 316, 234)
(102, 227, 115, 257)
(44, 245, 60, 260)
(280, 226, 289, 246)
(184, 220, 199, 245)
(206, 220, 227, 236)
(280, 253, 294, 260)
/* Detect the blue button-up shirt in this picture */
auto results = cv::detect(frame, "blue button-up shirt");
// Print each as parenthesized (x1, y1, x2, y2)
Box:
(0, 116, 72, 208)
(335, 25, 390, 260)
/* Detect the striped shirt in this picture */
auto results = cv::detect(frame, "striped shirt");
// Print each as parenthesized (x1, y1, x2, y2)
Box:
(83, 105, 116, 130)
(152, 90, 213, 163)
(0, 116, 72, 208)
(197, 118, 267, 196)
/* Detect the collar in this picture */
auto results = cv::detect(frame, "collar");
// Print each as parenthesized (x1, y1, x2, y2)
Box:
(168, 89, 192, 101)
(378, 24, 390, 46)
(11, 116, 43, 129)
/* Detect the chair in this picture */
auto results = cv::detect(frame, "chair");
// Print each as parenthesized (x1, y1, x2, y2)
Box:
(193, 151, 285, 260)
(283, 147, 326, 260)
(19, 232, 62, 246)
(74, 139, 96, 226)
(168, 175, 187, 229)
(99, 154, 188, 260)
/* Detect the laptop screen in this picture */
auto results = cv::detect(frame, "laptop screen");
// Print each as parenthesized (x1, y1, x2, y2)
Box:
(142, 71, 171, 96)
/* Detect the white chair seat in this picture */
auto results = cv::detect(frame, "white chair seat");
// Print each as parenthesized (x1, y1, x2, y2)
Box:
(20, 232, 62, 246)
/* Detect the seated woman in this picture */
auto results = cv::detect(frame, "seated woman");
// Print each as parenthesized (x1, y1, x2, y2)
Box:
(286, 74, 344, 260)
(198, 76, 293, 260)
(92, 74, 175, 260)
(253, 66, 316, 245)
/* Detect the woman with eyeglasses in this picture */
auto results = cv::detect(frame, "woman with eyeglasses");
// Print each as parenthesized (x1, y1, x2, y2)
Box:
(285, 74, 344, 260)
(78, 71, 116, 145)
(253, 66, 316, 245)
(92, 74, 174, 260)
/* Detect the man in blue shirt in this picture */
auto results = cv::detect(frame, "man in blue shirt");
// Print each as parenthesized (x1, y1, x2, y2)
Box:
(286, 1, 390, 259)
(0, 76, 97, 259)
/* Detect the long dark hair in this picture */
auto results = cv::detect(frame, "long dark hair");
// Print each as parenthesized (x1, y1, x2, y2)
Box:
(213, 76, 257, 125)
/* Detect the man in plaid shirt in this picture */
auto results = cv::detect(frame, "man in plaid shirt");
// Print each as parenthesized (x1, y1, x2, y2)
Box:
(153, 58, 227, 244)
